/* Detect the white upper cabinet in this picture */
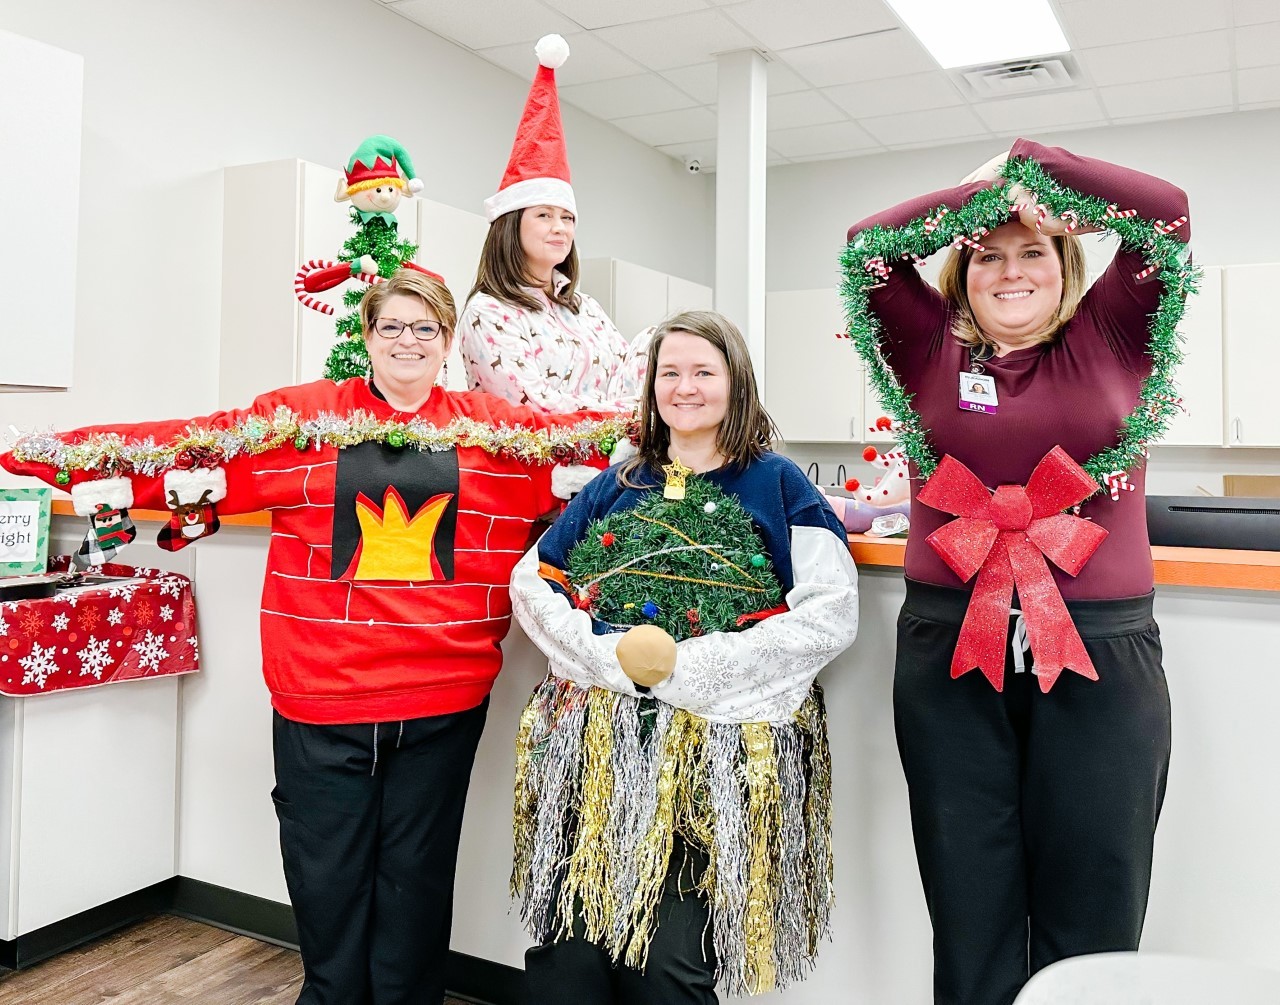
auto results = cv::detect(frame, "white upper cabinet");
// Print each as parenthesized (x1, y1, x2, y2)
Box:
(1223, 264, 1280, 447)
(0, 31, 82, 390)
(764, 289, 863, 444)
(1163, 265, 1224, 447)
(580, 258, 712, 343)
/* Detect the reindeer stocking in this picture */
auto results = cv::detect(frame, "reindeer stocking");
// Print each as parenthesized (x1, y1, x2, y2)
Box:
(158, 468, 226, 552)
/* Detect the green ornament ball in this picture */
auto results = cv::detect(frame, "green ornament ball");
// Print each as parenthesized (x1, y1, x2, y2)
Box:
(293, 434, 309, 451)
(55, 470, 70, 486)
(386, 429, 406, 450)
(750, 553, 766, 568)
(599, 436, 617, 456)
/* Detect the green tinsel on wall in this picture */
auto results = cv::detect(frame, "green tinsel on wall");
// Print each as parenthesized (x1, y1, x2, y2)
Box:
(838, 155, 1199, 491)
(566, 477, 783, 641)
(322, 213, 420, 382)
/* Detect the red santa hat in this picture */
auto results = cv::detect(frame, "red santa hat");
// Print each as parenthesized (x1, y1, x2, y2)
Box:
(484, 34, 575, 223)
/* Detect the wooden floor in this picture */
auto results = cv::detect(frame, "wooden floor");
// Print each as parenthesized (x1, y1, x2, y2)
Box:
(0, 915, 474, 1004)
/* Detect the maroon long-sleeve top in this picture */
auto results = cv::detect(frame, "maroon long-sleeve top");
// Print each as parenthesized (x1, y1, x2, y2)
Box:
(846, 138, 1190, 599)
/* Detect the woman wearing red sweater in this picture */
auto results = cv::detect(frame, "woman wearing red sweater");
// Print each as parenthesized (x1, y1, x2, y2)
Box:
(844, 139, 1190, 1005)
(2, 270, 623, 1005)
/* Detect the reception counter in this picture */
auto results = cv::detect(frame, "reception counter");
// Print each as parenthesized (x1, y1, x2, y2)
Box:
(29, 507, 1280, 1002)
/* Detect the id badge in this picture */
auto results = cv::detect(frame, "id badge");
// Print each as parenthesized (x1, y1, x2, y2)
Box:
(959, 371, 999, 414)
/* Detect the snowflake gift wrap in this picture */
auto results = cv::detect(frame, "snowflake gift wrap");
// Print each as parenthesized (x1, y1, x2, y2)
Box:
(0, 559, 200, 696)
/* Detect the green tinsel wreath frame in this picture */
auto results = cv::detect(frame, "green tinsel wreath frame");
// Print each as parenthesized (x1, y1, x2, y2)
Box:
(838, 155, 1199, 492)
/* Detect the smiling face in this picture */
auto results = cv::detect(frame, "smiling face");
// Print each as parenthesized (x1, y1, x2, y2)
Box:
(653, 332, 730, 443)
(350, 182, 404, 215)
(364, 293, 449, 402)
(519, 205, 576, 284)
(966, 221, 1065, 349)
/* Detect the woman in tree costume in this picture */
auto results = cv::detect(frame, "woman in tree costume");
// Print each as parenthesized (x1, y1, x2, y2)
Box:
(842, 139, 1193, 1005)
(509, 311, 860, 1001)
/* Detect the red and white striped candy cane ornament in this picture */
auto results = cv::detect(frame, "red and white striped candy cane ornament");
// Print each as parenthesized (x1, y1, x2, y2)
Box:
(294, 260, 384, 315)
(1103, 470, 1136, 501)
(1105, 204, 1138, 221)
(923, 207, 949, 234)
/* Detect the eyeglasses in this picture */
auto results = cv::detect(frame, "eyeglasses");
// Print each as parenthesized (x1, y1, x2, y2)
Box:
(372, 319, 444, 341)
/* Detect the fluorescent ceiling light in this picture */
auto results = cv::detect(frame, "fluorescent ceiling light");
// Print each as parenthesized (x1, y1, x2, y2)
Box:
(885, 0, 1070, 69)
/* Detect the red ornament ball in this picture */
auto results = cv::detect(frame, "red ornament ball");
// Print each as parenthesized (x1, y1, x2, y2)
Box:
(173, 450, 195, 470)
(686, 609, 700, 624)
(601, 532, 615, 547)
(862, 446, 879, 463)
(844, 477, 860, 492)
(875, 415, 893, 431)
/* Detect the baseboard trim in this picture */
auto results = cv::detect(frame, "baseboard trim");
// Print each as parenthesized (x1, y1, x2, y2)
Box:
(0, 876, 521, 1004)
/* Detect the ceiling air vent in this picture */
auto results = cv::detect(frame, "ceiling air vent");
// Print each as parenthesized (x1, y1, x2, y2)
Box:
(955, 55, 1078, 99)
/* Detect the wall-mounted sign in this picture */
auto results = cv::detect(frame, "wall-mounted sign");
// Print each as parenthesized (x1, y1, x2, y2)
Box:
(0, 487, 52, 575)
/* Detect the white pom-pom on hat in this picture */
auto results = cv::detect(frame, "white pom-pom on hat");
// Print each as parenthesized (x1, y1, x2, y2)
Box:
(407, 178, 424, 194)
(536, 34, 570, 69)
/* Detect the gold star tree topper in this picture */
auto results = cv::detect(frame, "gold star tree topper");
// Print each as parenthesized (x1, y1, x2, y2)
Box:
(662, 457, 693, 500)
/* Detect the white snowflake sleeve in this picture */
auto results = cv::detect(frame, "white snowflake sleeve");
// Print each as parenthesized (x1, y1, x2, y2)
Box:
(610, 325, 654, 405)
(509, 546, 642, 697)
(650, 526, 859, 724)
(458, 296, 589, 412)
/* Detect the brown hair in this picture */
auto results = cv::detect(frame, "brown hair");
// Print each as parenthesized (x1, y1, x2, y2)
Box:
(619, 311, 779, 488)
(937, 231, 1088, 352)
(359, 269, 456, 350)
(467, 208, 581, 315)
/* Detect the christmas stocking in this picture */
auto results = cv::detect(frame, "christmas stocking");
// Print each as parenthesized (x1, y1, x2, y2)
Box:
(70, 478, 138, 569)
(158, 467, 226, 552)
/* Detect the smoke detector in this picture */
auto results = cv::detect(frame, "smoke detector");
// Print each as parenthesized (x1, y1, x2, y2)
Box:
(954, 55, 1078, 99)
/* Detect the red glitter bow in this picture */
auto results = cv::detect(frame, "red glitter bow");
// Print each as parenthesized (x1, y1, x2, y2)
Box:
(917, 447, 1109, 692)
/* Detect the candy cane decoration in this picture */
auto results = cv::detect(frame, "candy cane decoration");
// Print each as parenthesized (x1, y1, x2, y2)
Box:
(1105, 204, 1138, 221)
(865, 255, 892, 289)
(1154, 216, 1187, 235)
(924, 207, 949, 234)
(952, 229, 988, 253)
(294, 260, 383, 315)
(1103, 470, 1136, 501)
(1058, 209, 1080, 233)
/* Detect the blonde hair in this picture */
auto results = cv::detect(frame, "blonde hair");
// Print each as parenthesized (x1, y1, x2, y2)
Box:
(359, 269, 456, 349)
(619, 311, 779, 489)
(937, 232, 1088, 352)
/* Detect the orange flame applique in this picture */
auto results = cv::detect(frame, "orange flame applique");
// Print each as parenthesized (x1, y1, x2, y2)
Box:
(351, 486, 453, 581)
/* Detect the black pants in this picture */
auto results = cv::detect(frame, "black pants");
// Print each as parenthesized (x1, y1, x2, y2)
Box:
(272, 700, 488, 1005)
(523, 844, 718, 1004)
(894, 580, 1170, 1005)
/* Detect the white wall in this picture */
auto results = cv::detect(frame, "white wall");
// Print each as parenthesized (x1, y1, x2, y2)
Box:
(0, 0, 713, 433)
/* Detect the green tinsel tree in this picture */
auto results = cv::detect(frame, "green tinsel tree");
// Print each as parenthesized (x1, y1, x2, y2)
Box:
(322, 213, 419, 382)
(567, 476, 783, 641)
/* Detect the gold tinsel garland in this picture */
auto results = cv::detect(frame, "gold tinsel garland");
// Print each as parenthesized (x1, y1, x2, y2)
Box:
(11, 406, 633, 482)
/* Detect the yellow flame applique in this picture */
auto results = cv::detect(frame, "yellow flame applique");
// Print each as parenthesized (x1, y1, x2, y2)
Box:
(352, 486, 453, 581)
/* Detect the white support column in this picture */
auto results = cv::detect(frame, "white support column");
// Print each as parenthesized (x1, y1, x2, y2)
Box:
(714, 48, 768, 380)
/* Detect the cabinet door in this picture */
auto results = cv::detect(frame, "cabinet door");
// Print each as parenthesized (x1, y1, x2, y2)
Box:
(1163, 266, 1224, 446)
(765, 289, 862, 443)
(1224, 264, 1280, 447)
(613, 260, 669, 342)
(416, 199, 489, 391)
(666, 276, 714, 317)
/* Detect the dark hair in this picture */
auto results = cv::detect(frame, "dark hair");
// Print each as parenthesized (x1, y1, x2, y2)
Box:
(359, 269, 455, 350)
(619, 311, 778, 489)
(467, 208, 580, 315)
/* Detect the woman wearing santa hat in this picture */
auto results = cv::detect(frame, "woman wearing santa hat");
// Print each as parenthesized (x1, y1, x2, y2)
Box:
(459, 35, 649, 482)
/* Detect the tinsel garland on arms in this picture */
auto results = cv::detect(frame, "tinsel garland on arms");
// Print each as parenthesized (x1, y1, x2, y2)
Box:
(323, 213, 420, 382)
(13, 407, 631, 482)
(838, 154, 1198, 489)
(512, 674, 833, 998)
(566, 477, 783, 639)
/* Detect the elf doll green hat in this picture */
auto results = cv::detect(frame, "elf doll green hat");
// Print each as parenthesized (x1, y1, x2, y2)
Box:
(484, 34, 574, 223)
(340, 135, 424, 198)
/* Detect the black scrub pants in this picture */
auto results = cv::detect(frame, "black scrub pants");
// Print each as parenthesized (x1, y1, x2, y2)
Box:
(271, 700, 488, 1005)
(523, 843, 718, 1004)
(894, 580, 1170, 1005)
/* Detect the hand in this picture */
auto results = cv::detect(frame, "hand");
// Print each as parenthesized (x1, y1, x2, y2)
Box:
(616, 624, 677, 688)
(961, 150, 1009, 186)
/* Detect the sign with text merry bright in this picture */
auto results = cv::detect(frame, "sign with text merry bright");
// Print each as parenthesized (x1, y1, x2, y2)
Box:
(0, 487, 52, 575)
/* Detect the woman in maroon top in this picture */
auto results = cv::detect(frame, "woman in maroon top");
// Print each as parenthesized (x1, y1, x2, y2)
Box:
(847, 138, 1189, 1005)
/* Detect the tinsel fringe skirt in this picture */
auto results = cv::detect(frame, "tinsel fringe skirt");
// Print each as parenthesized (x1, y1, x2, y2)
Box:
(511, 673, 834, 998)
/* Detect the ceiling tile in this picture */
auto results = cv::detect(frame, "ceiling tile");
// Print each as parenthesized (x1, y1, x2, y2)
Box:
(767, 60, 810, 95)
(1077, 32, 1232, 88)
(767, 89, 846, 129)
(823, 71, 964, 117)
(788, 148, 882, 163)
(390, 0, 578, 50)
(973, 90, 1109, 132)
(561, 73, 699, 118)
(476, 32, 644, 85)
(767, 120, 881, 158)
(858, 105, 990, 146)
(1099, 71, 1235, 118)
(777, 30, 935, 89)
(539, 0, 707, 31)
(594, 9, 756, 71)
(719, 0, 898, 52)
(1236, 21, 1280, 68)
(1234, 0, 1280, 26)
(655, 139, 718, 169)
(1057, 0, 1232, 49)
(611, 106, 718, 145)
(1238, 65, 1280, 105)
(660, 63, 719, 103)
